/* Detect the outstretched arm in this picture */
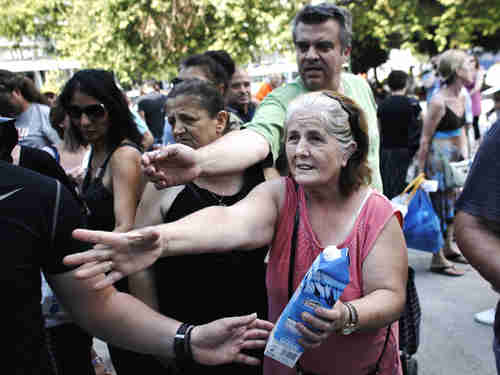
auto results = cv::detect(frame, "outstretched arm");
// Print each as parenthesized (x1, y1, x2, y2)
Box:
(49, 270, 272, 365)
(64, 179, 284, 289)
(143, 129, 270, 188)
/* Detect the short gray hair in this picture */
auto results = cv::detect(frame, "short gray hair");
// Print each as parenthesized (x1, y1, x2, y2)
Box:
(292, 2, 353, 50)
(285, 91, 354, 149)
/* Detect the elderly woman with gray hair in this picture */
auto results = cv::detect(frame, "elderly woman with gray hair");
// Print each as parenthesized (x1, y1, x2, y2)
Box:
(64, 91, 408, 375)
(416, 49, 475, 276)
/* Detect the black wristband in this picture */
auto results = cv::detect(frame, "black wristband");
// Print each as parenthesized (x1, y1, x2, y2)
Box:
(185, 325, 194, 362)
(174, 323, 193, 366)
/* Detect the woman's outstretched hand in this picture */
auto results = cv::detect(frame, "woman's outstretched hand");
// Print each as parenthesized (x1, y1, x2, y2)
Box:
(64, 227, 164, 289)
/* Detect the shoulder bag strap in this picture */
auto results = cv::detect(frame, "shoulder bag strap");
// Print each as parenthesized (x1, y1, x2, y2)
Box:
(288, 180, 300, 300)
(369, 324, 392, 375)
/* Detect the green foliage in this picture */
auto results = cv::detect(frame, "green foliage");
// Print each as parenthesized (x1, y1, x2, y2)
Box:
(1, 0, 500, 81)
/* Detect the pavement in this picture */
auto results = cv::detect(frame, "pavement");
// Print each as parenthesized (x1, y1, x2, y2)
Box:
(408, 248, 497, 375)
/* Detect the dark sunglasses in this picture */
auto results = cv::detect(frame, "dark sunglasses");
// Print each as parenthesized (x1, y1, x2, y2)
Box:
(66, 103, 106, 120)
(171, 77, 184, 87)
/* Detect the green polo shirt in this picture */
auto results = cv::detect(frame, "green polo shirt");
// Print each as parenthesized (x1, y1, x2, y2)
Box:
(245, 73, 382, 192)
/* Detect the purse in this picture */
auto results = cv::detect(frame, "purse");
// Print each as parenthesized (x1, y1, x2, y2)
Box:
(447, 159, 472, 188)
(398, 266, 421, 356)
(437, 149, 471, 189)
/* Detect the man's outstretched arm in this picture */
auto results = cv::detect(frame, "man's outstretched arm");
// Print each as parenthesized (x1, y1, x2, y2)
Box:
(49, 270, 272, 365)
(143, 129, 270, 188)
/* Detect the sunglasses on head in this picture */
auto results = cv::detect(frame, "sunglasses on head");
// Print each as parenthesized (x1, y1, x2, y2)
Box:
(66, 103, 106, 120)
(321, 91, 358, 127)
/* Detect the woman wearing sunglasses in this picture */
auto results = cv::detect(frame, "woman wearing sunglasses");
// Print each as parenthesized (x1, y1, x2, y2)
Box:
(59, 69, 145, 373)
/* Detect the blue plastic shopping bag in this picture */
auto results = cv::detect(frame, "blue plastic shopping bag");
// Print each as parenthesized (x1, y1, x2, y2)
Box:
(403, 188, 443, 253)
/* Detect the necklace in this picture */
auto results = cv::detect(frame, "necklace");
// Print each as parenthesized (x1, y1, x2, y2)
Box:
(207, 190, 227, 206)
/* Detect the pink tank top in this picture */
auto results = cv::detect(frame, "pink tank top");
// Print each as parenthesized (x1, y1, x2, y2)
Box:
(264, 177, 403, 375)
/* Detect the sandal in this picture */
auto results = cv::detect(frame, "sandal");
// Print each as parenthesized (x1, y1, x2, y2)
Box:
(430, 264, 465, 277)
(445, 253, 469, 264)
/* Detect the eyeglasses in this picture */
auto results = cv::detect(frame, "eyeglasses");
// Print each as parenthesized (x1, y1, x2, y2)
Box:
(66, 103, 106, 121)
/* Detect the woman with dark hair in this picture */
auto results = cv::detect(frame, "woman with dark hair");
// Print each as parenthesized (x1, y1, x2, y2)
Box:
(130, 78, 268, 374)
(49, 101, 90, 187)
(59, 69, 145, 373)
(67, 91, 408, 375)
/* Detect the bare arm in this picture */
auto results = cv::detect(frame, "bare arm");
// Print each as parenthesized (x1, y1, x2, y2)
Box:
(158, 178, 280, 256)
(49, 271, 272, 365)
(197, 129, 270, 177)
(417, 96, 445, 171)
(354, 216, 408, 328)
(471, 69, 485, 94)
(110, 146, 144, 233)
(143, 129, 270, 188)
(141, 130, 155, 150)
(455, 211, 500, 290)
(64, 178, 285, 289)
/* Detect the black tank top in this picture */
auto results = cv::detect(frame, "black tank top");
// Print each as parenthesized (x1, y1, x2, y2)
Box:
(81, 142, 141, 293)
(437, 106, 465, 132)
(81, 142, 141, 231)
(156, 164, 267, 375)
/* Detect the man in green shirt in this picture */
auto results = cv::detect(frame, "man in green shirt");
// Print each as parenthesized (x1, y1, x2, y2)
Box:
(143, 2, 382, 192)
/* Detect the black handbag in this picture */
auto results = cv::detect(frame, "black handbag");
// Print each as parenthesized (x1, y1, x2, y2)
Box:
(399, 266, 421, 355)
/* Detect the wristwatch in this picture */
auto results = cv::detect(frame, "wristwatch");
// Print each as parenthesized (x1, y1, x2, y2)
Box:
(341, 301, 359, 335)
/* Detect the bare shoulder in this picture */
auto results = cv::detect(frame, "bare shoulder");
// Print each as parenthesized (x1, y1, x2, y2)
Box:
(109, 143, 142, 172)
(429, 93, 446, 110)
(246, 176, 287, 211)
(135, 183, 185, 227)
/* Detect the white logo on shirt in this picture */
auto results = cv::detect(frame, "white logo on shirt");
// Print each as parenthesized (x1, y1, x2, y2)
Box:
(0, 188, 23, 201)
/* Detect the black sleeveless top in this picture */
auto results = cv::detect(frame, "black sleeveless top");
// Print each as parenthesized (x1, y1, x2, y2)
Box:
(81, 142, 141, 293)
(156, 163, 267, 375)
(81, 142, 141, 231)
(437, 106, 465, 132)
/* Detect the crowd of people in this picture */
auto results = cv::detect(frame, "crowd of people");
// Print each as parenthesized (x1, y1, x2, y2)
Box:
(1, 2, 500, 375)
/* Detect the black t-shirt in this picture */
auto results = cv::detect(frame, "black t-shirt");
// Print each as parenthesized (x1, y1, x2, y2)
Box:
(20, 145, 81, 203)
(137, 93, 167, 140)
(456, 119, 500, 338)
(0, 162, 88, 374)
(377, 95, 422, 154)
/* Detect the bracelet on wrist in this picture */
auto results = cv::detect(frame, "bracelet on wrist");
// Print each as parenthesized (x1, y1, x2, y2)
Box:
(174, 323, 195, 367)
(341, 301, 359, 335)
